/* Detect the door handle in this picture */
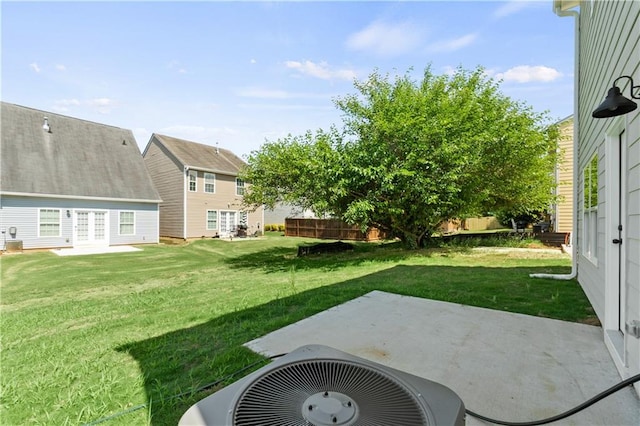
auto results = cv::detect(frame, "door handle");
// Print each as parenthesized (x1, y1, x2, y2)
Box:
(612, 238, 622, 244)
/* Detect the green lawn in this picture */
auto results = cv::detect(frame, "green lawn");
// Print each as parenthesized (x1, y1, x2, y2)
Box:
(0, 234, 594, 426)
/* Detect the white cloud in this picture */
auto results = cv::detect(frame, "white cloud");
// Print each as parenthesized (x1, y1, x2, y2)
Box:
(237, 103, 334, 111)
(285, 60, 356, 81)
(87, 98, 116, 114)
(50, 97, 117, 114)
(346, 20, 426, 57)
(236, 86, 334, 101)
(132, 128, 152, 148)
(237, 87, 292, 99)
(57, 98, 81, 106)
(55, 64, 67, 71)
(168, 60, 188, 74)
(30, 62, 41, 73)
(88, 98, 113, 107)
(495, 65, 563, 83)
(493, 1, 536, 19)
(426, 33, 478, 53)
(441, 66, 457, 76)
(250, 59, 257, 64)
(51, 98, 81, 112)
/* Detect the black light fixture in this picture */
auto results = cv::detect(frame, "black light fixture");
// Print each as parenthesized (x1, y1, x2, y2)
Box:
(592, 75, 640, 118)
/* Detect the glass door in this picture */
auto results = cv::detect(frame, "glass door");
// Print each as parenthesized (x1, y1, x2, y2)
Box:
(219, 211, 237, 237)
(74, 210, 108, 246)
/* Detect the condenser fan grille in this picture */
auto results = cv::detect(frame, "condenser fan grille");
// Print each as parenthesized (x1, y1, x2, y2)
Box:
(233, 359, 430, 426)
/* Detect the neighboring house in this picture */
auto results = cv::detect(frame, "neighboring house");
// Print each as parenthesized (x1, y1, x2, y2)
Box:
(0, 102, 161, 250)
(143, 134, 264, 239)
(264, 202, 316, 227)
(551, 115, 574, 234)
(553, 0, 639, 394)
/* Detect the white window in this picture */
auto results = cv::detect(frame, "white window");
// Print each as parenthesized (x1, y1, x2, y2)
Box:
(189, 170, 197, 192)
(207, 210, 218, 230)
(204, 173, 215, 193)
(236, 178, 245, 195)
(39, 209, 61, 237)
(239, 211, 248, 227)
(582, 154, 598, 262)
(119, 211, 135, 235)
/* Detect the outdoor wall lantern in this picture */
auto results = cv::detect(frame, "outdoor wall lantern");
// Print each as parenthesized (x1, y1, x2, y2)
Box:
(592, 75, 640, 118)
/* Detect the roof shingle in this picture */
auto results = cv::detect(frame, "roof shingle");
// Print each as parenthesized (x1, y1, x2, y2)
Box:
(1, 102, 160, 201)
(150, 133, 247, 175)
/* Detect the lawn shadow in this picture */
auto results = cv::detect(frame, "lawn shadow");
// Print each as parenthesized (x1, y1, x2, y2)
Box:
(116, 263, 590, 425)
(224, 239, 437, 273)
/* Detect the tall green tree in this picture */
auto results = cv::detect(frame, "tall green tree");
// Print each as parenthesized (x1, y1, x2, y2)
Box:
(241, 67, 559, 248)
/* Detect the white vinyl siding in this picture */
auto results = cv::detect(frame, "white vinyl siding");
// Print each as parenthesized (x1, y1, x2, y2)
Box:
(119, 211, 135, 235)
(204, 173, 215, 193)
(189, 170, 197, 192)
(38, 209, 61, 237)
(236, 178, 245, 195)
(206, 210, 218, 230)
(575, 0, 640, 389)
(0, 196, 158, 250)
(582, 154, 598, 263)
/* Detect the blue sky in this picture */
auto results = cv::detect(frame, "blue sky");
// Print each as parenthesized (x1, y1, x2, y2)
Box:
(2, 1, 574, 158)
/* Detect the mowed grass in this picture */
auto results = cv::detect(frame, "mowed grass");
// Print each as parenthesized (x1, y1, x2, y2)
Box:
(1, 234, 594, 425)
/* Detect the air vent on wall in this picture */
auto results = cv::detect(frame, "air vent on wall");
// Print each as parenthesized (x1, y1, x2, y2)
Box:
(180, 344, 465, 426)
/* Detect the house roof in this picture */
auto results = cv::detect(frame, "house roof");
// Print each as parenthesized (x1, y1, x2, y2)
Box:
(1, 102, 161, 202)
(148, 133, 247, 176)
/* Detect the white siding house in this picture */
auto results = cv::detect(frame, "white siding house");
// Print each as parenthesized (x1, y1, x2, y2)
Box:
(0, 102, 161, 250)
(554, 0, 639, 394)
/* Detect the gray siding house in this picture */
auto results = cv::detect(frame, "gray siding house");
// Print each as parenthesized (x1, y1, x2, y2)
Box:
(553, 0, 639, 394)
(264, 202, 317, 227)
(0, 102, 161, 250)
(143, 134, 264, 239)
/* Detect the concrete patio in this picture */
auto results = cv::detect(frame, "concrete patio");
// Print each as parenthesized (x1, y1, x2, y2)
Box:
(245, 290, 639, 425)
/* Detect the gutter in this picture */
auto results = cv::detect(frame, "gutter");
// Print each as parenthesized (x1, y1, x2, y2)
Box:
(183, 165, 240, 177)
(0, 191, 162, 204)
(531, 1, 579, 280)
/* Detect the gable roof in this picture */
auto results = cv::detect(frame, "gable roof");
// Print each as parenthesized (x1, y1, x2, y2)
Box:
(147, 133, 246, 176)
(1, 102, 161, 202)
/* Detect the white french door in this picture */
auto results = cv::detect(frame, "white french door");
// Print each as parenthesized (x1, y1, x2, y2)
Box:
(74, 210, 109, 246)
(604, 124, 638, 390)
(219, 211, 237, 237)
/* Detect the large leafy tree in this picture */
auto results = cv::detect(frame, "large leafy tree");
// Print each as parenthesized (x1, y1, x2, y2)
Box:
(241, 67, 559, 248)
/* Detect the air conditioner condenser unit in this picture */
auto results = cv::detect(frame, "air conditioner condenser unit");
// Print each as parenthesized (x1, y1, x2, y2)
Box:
(180, 344, 465, 425)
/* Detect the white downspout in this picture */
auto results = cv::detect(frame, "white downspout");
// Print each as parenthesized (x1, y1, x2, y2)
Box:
(184, 166, 189, 239)
(531, 3, 579, 280)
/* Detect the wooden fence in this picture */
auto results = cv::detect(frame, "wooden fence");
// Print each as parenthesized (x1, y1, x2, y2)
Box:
(439, 216, 504, 233)
(285, 218, 387, 241)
